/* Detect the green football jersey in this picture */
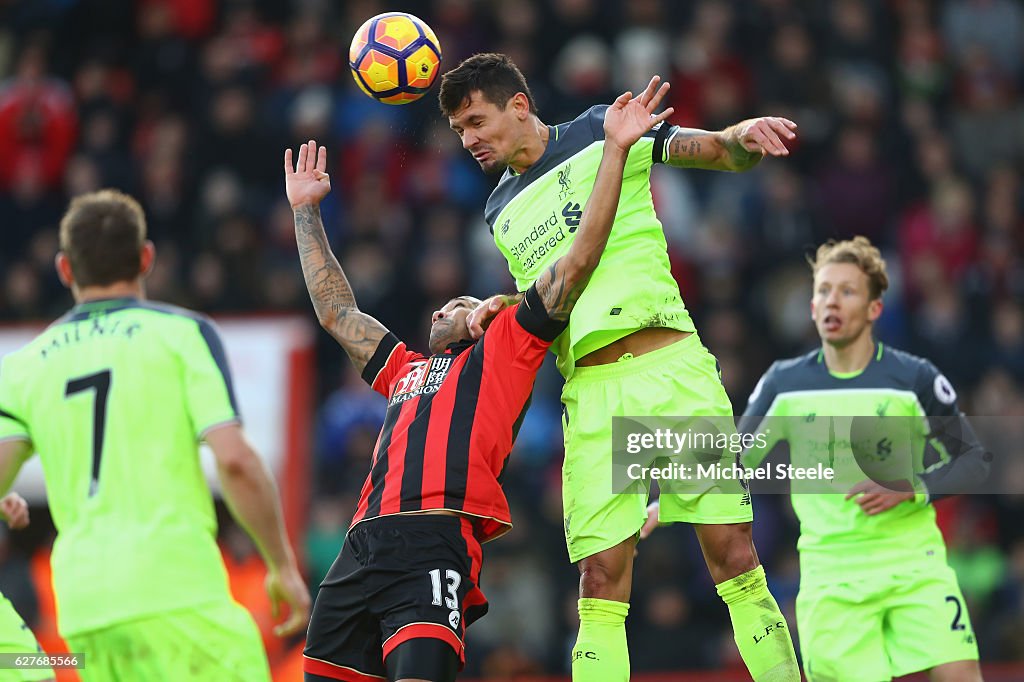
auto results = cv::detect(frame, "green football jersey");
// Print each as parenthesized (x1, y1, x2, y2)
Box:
(740, 344, 984, 584)
(484, 106, 696, 378)
(0, 298, 240, 636)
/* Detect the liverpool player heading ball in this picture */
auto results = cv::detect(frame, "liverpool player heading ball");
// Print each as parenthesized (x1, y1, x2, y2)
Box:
(289, 80, 674, 682)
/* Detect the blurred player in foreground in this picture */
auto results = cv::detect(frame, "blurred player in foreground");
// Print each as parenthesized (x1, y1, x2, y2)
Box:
(442, 54, 800, 681)
(0, 493, 52, 682)
(740, 237, 989, 682)
(0, 190, 310, 681)
(289, 84, 672, 682)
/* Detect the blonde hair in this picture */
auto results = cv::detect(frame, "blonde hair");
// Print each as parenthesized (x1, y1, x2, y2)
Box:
(809, 236, 889, 300)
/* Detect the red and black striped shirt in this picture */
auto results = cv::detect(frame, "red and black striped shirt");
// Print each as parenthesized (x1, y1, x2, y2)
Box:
(352, 287, 565, 543)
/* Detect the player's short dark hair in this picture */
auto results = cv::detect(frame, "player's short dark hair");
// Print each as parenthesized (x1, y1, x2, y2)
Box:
(809, 236, 890, 300)
(439, 53, 537, 117)
(59, 189, 147, 287)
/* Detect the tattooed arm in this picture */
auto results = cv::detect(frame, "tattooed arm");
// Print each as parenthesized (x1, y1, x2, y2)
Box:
(536, 81, 675, 319)
(285, 140, 388, 374)
(533, 145, 626, 319)
(663, 117, 798, 172)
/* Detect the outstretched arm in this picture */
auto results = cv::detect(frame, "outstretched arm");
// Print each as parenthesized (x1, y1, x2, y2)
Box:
(285, 140, 389, 374)
(534, 77, 675, 319)
(206, 424, 310, 636)
(664, 117, 797, 172)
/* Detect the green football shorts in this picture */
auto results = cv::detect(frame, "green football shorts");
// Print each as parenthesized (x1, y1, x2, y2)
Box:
(561, 333, 753, 563)
(0, 593, 51, 682)
(797, 565, 979, 681)
(65, 601, 270, 682)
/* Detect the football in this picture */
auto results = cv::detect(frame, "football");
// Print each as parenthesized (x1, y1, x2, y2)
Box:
(348, 12, 442, 105)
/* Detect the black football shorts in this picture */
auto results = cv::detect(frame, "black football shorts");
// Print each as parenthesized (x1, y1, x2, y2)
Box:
(303, 514, 488, 681)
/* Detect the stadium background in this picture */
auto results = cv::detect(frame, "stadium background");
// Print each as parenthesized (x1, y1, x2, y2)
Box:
(1, 0, 1023, 679)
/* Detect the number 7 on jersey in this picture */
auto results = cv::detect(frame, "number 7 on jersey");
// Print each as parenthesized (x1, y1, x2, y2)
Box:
(64, 370, 111, 497)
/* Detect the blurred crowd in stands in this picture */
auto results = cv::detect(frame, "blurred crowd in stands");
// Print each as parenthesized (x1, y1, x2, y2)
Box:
(1, 0, 1023, 677)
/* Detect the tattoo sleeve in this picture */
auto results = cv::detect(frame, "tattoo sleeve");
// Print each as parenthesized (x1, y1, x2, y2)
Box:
(665, 129, 709, 168)
(293, 204, 388, 372)
(664, 126, 760, 171)
(534, 262, 587, 322)
(720, 125, 762, 171)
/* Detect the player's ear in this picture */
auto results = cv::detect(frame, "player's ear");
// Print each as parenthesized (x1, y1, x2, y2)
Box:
(510, 92, 530, 120)
(867, 297, 883, 322)
(55, 252, 74, 289)
(140, 241, 156, 278)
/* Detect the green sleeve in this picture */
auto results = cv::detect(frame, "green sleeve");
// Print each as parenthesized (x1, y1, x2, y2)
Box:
(183, 317, 241, 438)
(0, 357, 29, 443)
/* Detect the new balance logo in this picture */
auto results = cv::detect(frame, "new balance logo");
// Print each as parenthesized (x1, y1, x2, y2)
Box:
(562, 201, 582, 231)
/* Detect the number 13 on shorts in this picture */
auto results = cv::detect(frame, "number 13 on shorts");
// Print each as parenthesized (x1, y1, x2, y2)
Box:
(429, 569, 461, 610)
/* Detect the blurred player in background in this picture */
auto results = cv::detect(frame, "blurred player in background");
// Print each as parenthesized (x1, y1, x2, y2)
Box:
(289, 83, 672, 682)
(441, 53, 800, 681)
(740, 237, 989, 682)
(0, 493, 52, 682)
(0, 190, 310, 681)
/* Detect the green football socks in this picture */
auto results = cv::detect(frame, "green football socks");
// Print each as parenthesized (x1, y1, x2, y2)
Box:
(716, 565, 801, 681)
(571, 598, 630, 682)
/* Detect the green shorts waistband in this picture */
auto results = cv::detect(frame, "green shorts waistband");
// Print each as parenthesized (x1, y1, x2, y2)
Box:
(568, 331, 703, 384)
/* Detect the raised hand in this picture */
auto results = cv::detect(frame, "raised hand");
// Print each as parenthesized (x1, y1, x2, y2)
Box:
(734, 117, 798, 157)
(603, 76, 675, 153)
(285, 139, 332, 208)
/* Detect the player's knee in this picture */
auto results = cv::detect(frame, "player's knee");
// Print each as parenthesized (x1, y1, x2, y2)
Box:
(721, 544, 758, 580)
(705, 526, 758, 583)
(578, 548, 633, 600)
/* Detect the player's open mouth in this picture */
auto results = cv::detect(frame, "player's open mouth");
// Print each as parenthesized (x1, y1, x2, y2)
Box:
(473, 151, 490, 162)
(823, 314, 841, 331)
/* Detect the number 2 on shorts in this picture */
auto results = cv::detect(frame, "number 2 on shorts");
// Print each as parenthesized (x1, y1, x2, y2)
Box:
(945, 594, 966, 631)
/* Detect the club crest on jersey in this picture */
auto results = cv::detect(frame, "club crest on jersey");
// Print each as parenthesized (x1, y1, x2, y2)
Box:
(557, 162, 573, 200)
(391, 356, 454, 405)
